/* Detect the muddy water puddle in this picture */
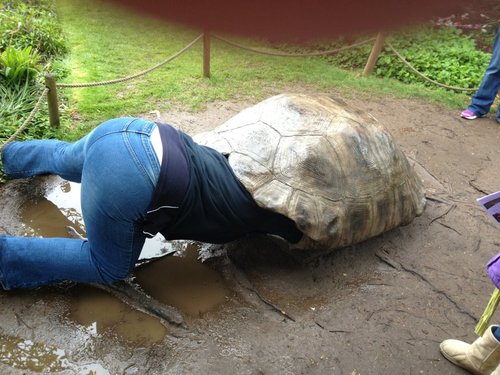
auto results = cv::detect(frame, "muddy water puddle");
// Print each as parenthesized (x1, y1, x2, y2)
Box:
(0, 334, 67, 373)
(0, 332, 110, 374)
(16, 177, 231, 346)
(67, 285, 169, 345)
(135, 245, 230, 317)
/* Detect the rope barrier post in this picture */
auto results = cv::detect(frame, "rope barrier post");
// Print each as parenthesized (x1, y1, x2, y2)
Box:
(45, 74, 60, 128)
(363, 32, 386, 77)
(203, 30, 211, 78)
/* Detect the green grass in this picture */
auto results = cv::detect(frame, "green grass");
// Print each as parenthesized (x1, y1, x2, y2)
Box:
(57, 0, 473, 136)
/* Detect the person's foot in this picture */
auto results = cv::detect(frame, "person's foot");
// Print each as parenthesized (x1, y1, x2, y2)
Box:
(461, 109, 483, 120)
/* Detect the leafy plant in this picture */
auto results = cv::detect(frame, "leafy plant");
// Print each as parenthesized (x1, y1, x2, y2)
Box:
(322, 26, 492, 89)
(0, 46, 41, 83)
(0, 77, 52, 183)
(0, 0, 69, 183)
(0, 0, 67, 58)
(0, 78, 41, 134)
(0, 78, 60, 150)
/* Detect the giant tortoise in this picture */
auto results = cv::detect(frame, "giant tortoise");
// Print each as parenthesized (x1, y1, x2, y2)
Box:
(194, 94, 426, 250)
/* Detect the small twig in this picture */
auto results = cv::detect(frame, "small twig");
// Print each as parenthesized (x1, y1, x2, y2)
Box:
(222, 251, 296, 322)
(429, 203, 456, 225)
(472, 238, 481, 253)
(328, 329, 351, 333)
(122, 363, 136, 375)
(14, 312, 33, 330)
(0, 226, 12, 235)
(436, 221, 462, 235)
(244, 286, 296, 322)
(468, 179, 490, 195)
(374, 249, 401, 270)
(425, 195, 450, 205)
(315, 321, 325, 329)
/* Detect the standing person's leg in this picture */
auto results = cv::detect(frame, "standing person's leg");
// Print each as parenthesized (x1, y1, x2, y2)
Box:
(464, 25, 500, 119)
(497, 97, 500, 124)
(0, 118, 160, 289)
(440, 325, 500, 374)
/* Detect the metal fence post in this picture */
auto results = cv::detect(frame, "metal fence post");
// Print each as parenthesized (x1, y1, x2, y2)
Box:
(363, 32, 386, 77)
(45, 74, 60, 128)
(203, 30, 211, 78)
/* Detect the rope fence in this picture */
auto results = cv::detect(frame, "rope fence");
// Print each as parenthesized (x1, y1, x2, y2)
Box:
(57, 34, 203, 88)
(212, 34, 376, 57)
(1, 31, 484, 151)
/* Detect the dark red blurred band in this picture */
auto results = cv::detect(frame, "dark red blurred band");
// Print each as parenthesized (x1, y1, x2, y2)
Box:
(106, 0, 472, 39)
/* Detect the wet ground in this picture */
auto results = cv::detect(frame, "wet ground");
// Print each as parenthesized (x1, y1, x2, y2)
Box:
(1, 91, 500, 374)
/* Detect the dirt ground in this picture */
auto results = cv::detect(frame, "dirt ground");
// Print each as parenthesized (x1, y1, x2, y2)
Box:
(1, 89, 500, 375)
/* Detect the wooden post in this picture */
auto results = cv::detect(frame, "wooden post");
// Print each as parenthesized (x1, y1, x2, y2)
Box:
(45, 74, 60, 128)
(363, 32, 386, 77)
(203, 30, 211, 78)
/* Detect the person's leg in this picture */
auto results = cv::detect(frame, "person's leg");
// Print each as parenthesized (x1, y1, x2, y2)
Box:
(2, 118, 146, 182)
(440, 325, 500, 374)
(78, 118, 160, 282)
(1, 137, 87, 182)
(495, 325, 500, 341)
(0, 118, 160, 289)
(1, 117, 144, 182)
(467, 26, 500, 117)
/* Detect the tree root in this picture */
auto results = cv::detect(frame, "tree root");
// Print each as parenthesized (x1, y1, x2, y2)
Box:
(66, 225, 187, 331)
(91, 279, 187, 330)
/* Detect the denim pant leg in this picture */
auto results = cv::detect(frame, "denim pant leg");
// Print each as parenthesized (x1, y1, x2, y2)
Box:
(1, 137, 88, 182)
(469, 26, 500, 119)
(0, 118, 160, 289)
(494, 326, 500, 341)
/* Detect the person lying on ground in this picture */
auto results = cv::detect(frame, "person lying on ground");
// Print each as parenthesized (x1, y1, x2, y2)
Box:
(0, 118, 302, 289)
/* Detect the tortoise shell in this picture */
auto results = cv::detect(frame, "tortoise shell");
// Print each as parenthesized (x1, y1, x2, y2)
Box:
(193, 94, 426, 250)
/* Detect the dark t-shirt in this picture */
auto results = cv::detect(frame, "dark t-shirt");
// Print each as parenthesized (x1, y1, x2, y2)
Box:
(142, 123, 303, 244)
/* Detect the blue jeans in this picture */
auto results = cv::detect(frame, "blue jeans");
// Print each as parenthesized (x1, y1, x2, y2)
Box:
(468, 25, 500, 122)
(494, 326, 500, 341)
(0, 118, 160, 289)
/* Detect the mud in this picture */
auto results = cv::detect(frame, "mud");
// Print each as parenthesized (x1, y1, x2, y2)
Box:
(1, 90, 500, 374)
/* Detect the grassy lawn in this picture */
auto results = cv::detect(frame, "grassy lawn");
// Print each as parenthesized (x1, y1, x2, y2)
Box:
(57, 0, 473, 136)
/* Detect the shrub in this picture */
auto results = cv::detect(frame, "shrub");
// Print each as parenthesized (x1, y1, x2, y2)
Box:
(323, 26, 492, 89)
(0, 0, 68, 183)
(0, 46, 41, 83)
(0, 78, 40, 132)
(0, 0, 67, 59)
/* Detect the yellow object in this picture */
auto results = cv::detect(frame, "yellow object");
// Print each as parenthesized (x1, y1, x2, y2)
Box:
(475, 288, 500, 336)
